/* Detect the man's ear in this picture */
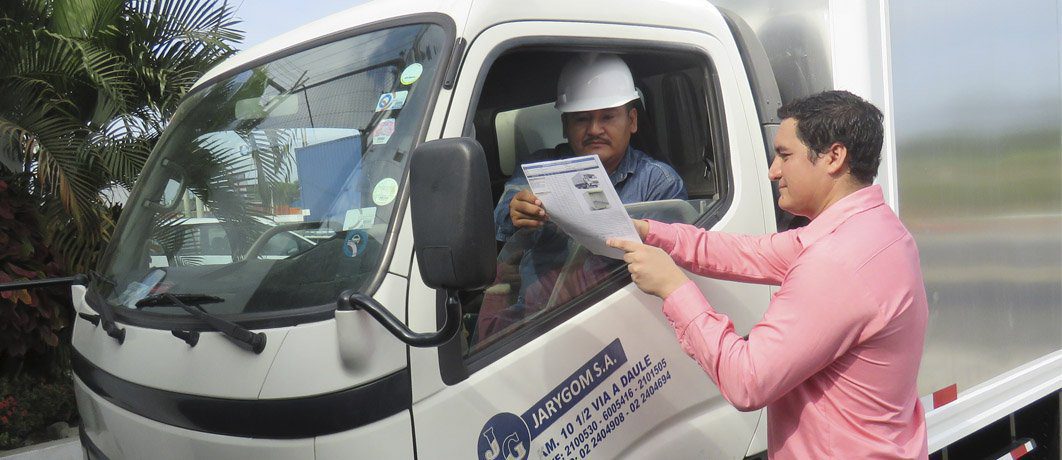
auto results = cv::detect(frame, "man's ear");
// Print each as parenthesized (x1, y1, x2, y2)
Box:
(628, 107, 638, 133)
(561, 113, 569, 139)
(823, 142, 849, 176)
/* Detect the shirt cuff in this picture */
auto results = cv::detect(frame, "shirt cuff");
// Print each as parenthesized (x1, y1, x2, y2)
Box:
(644, 219, 678, 253)
(661, 280, 711, 336)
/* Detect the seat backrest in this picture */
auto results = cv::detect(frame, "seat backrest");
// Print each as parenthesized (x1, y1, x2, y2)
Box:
(660, 72, 716, 198)
(496, 102, 565, 175)
(208, 236, 229, 255)
(627, 97, 666, 165)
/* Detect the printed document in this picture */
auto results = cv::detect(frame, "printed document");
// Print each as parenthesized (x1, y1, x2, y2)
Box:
(521, 156, 640, 259)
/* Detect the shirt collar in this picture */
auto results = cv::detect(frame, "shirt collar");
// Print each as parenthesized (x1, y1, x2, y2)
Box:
(609, 145, 641, 184)
(796, 185, 887, 246)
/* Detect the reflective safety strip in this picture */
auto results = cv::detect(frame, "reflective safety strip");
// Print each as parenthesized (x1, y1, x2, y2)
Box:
(920, 383, 958, 411)
(995, 439, 1036, 460)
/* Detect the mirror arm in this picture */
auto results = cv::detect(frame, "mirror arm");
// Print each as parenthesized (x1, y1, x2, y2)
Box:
(0, 274, 125, 343)
(337, 289, 461, 348)
(0, 275, 87, 292)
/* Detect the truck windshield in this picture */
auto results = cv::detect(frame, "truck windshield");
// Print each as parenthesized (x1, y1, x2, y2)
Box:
(93, 23, 447, 320)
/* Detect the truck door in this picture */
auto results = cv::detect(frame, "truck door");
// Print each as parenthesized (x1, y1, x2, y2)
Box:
(408, 19, 778, 459)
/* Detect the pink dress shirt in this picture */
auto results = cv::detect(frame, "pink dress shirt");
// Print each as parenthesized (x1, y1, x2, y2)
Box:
(646, 185, 929, 459)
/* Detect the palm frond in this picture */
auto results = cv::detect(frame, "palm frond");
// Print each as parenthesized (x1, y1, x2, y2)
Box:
(121, 0, 241, 114)
(50, 0, 124, 39)
(40, 200, 115, 271)
(7, 29, 87, 87)
(131, 0, 243, 47)
(34, 147, 101, 229)
(91, 119, 157, 189)
(0, 0, 52, 25)
(29, 29, 135, 119)
(0, 0, 244, 273)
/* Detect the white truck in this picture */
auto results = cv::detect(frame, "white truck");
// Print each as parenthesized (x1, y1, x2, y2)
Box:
(5, 0, 1057, 458)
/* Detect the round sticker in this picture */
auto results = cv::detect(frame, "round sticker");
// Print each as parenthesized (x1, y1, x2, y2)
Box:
(343, 230, 367, 258)
(372, 178, 399, 206)
(400, 63, 423, 85)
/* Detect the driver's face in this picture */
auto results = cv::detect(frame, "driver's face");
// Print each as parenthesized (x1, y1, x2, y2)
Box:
(563, 105, 638, 171)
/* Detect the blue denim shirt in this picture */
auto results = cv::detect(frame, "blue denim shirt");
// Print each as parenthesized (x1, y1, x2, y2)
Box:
(494, 145, 687, 241)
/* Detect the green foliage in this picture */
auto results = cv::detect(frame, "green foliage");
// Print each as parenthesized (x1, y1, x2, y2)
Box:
(0, 5, 244, 442)
(0, 372, 78, 450)
(0, 0, 244, 274)
(0, 176, 68, 364)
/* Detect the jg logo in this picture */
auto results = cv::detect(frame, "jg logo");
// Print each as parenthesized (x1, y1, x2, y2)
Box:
(478, 413, 530, 460)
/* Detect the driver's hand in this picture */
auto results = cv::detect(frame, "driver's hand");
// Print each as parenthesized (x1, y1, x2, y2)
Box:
(510, 189, 548, 229)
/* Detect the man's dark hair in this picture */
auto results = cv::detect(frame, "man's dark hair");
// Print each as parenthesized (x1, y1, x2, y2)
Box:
(777, 90, 884, 184)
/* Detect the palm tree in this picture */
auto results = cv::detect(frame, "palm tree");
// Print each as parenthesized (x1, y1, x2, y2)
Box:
(0, 0, 243, 273)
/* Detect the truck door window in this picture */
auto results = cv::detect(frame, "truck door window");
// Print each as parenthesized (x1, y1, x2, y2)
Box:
(459, 48, 729, 357)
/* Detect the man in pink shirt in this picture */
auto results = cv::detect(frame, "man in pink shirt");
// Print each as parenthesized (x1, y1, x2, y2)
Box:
(609, 90, 929, 459)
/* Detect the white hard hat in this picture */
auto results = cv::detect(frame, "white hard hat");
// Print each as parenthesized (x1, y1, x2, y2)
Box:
(555, 53, 639, 113)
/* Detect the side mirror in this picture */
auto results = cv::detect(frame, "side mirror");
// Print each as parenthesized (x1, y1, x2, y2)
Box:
(409, 137, 496, 290)
(335, 138, 496, 348)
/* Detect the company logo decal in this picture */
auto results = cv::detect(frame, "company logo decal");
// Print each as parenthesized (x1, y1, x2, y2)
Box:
(477, 339, 627, 460)
(477, 337, 675, 459)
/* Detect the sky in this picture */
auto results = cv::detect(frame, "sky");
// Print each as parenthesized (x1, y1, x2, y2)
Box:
(232, 0, 368, 49)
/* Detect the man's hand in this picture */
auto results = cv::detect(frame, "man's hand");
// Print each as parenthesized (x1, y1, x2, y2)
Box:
(510, 189, 548, 229)
(607, 238, 689, 299)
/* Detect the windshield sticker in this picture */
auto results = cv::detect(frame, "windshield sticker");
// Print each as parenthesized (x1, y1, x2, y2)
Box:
(375, 91, 409, 112)
(372, 178, 399, 206)
(400, 63, 423, 85)
(375, 93, 395, 112)
(477, 339, 673, 460)
(343, 230, 367, 258)
(391, 91, 408, 110)
(343, 207, 377, 231)
(371, 118, 395, 145)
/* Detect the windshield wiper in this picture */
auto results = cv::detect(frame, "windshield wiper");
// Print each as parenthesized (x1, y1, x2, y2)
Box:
(86, 272, 127, 344)
(134, 293, 266, 354)
(135, 293, 224, 307)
